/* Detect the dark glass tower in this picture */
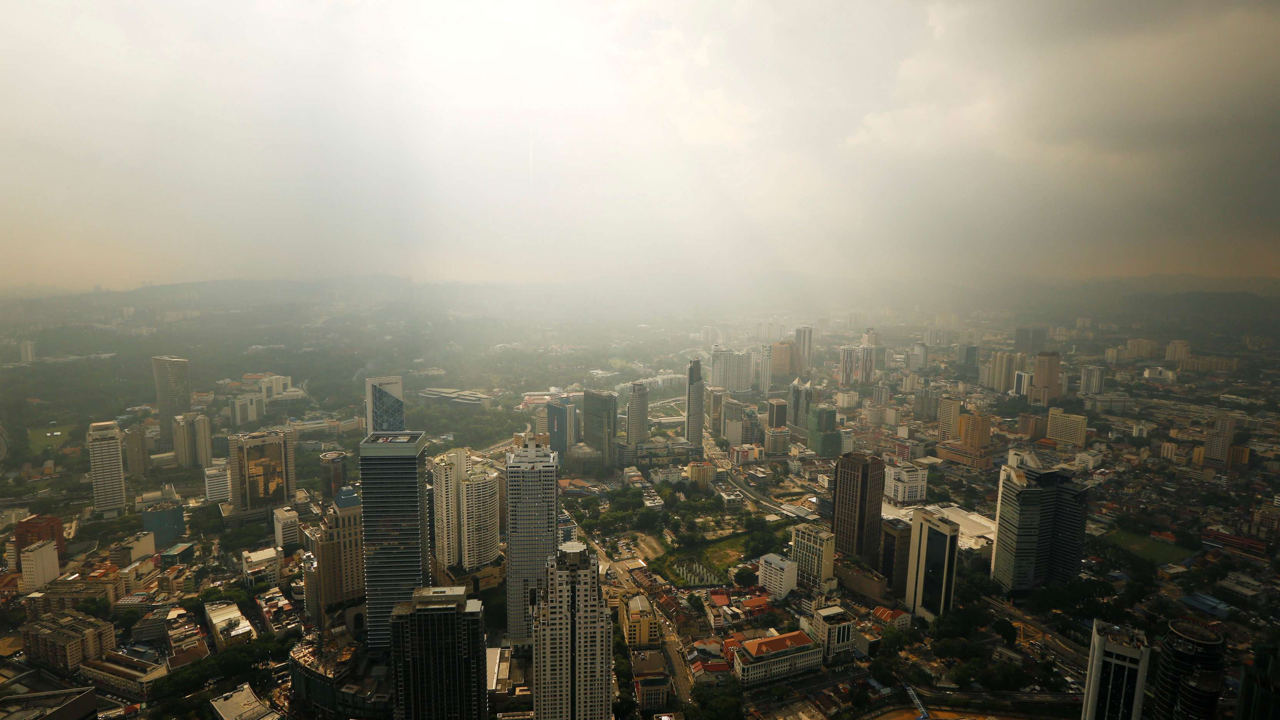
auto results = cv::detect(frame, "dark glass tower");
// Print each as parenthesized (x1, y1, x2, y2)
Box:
(1150, 621, 1224, 720)
(390, 586, 487, 720)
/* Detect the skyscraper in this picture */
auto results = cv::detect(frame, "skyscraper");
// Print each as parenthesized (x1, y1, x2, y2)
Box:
(1082, 620, 1152, 720)
(938, 397, 962, 441)
(432, 448, 472, 571)
(787, 379, 813, 428)
(18, 341, 35, 364)
(795, 326, 814, 373)
(1081, 365, 1106, 395)
(991, 466, 1088, 594)
(789, 523, 835, 591)
(904, 508, 960, 622)
(533, 542, 612, 720)
(546, 397, 577, 463)
(1237, 643, 1280, 720)
(172, 413, 197, 468)
(857, 345, 877, 383)
(1205, 411, 1236, 466)
(302, 488, 364, 628)
(1149, 621, 1224, 720)
(880, 517, 913, 599)
(505, 438, 559, 646)
(365, 377, 405, 433)
(390, 586, 488, 720)
(360, 431, 433, 650)
(1014, 327, 1047, 355)
(830, 453, 884, 565)
(88, 422, 126, 517)
(319, 450, 347, 501)
(460, 469, 501, 572)
(839, 346, 857, 387)
(226, 430, 297, 520)
(757, 345, 773, 393)
(194, 415, 213, 468)
(710, 345, 732, 388)
(626, 381, 649, 444)
(123, 426, 148, 479)
(766, 399, 788, 429)
(1030, 352, 1063, 406)
(582, 390, 618, 469)
(151, 356, 190, 452)
(685, 359, 705, 449)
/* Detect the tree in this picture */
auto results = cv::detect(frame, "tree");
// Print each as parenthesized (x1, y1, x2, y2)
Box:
(993, 618, 1018, 646)
(734, 568, 757, 587)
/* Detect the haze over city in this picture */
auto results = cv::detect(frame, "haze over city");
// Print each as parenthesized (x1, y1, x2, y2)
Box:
(3, 5, 1280, 720)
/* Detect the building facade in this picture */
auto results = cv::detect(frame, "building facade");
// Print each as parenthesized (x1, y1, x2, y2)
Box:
(88, 421, 127, 517)
(532, 543, 612, 720)
(365, 376, 405, 434)
(1082, 620, 1151, 720)
(505, 438, 560, 646)
(991, 466, 1089, 594)
(904, 509, 960, 622)
(390, 586, 487, 720)
(831, 453, 884, 566)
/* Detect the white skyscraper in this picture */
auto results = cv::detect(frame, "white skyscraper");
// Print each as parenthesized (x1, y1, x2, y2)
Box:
(505, 438, 559, 646)
(757, 345, 772, 393)
(459, 469, 501, 571)
(1081, 365, 1105, 395)
(626, 381, 649, 444)
(365, 376, 405, 433)
(709, 345, 732, 388)
(432, 448, 470, 570)
(839, 346, 857, 387)
(88, 421, 126, 517)
(533, 542, 612, 720)
(795, 326, 814, 372)
(194, 415, 213, 468)
(360, 431, 433, 650)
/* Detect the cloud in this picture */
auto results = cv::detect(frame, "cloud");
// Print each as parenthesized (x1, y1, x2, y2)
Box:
(0, 0, 1277, 293)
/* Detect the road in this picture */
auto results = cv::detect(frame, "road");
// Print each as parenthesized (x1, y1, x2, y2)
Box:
(482, 422, 532, 454)
(982, 597, 1088, 670)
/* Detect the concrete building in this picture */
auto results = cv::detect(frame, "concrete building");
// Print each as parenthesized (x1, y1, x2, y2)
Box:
(905, 509, 960, 622)
(795, 326, 814, 372)
(151, 356, 191, 452)
(1080, 365, 1106, 395)
(459, 469, 501, 572)
(532, 543, 612, 720)
(365, 376, 405, 433)
(991, 466, 1089, 594)
(802, 606, 856, 663)
(389, 586, 488, 720)
(757, 344, 773, 393)
(124, 426, 149, 479)
(1030, 352, 1063, 406)
(883, 463, 927, 506)
(242, 547, 282, 585)
(1082, 620, 1152, 720)
(831, 453, 884, 566)
(205, 464, 231, 505)
(172, 414, 197, 469)
(1048, 407, 1089, 448)
(505, 438, 559, 646)
(623, 594, 662, 648)
(938, 398, 962, 442)
(1149, 621, 1224, 720)
(18, 340, 35, 363)
(205, 601, 256, 652)
(301, 488, 364, 628)
(273, 507, 300, 548)
(87, 421, 127, 517)
(583, 391, 618, 470)
(759, 553, 798, 600)
(626, 381, 650, 444)
(789, 524, 835, 591)
(360, 431, 433, 651)
(20, 541, 59, 593)
(194, 415, 213, 468)
(732, 631, 822, 687)
(21, 610, 115, 673)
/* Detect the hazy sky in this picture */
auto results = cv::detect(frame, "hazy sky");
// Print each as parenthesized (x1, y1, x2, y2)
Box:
(2, 1, 1278, 293)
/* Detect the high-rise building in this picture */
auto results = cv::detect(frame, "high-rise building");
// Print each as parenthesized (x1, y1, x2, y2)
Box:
(787, 379, 814, 429)
(795, 326, 814, 373)
(1149, 621, 1224, 720)
(546, 398, 577, 462)
(937, 413, 994, 469)
(771, 341, 796, 378)
(880, 517, 913, 599)
(1047, 407, 1089, 447)
(905, 508, 960, 622)
(459, 469, 501, 572)
(365, 377, 405, 433)
(302, 487, 364, 627)
(360, 431, 433, 650)
(151, 356, 190, 452)
(194, 415, 213, 468)
(390, 586, 488, 720)
(838, 346, 857, 387)
(123, 426, 148, 479)
(1082, 620, 1152, 720)
(685, 360, 705, 450)
(710, 345, 732, 388)
(914, 387, 941, 421)
(583, 391, 618, 469)
(830, 453, 884, 566)
(1081, 365, 1105, 395)
(857, 345, 877, 383)
(532, 542, 612, 720)
(766, 399, 788, 429)
(1165, 340, 1193, 362)
(626, 382, 649, 445)
(757, 345, 773, 393)
(1204, 412, 1236, 465)
(226, 430, 296, 520)
(987, 351, 1023, 393)
(388, 586, 487, 720)
(319, 451, 347, 501)
(1014, 328, 1046, 355)
(432, 448, 470, 570)
(12, 516, 66, 570)
(172, 413, 197, 468)
(938, 397, 962, 441)
(505, 438, 559, 646)
(88, 422, 126, 517)
(727, 351, 754, 393)
(991, 466, 1088, 594)
(807, 405, 841, 458)
(789, 524, 835, 591)
(20, 540, 60, 593)
(205, 465, 231, 504)
(1237, 643, 1280, 720)
(1030, 352, 1063, 406)
(18, 340, 36, 364)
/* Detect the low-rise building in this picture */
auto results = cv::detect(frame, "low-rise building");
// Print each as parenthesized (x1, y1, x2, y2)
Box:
(205, 601, 256, 652)
(78, 651, 168, 701)
(731, 631, 822, 687)
(21, 610, 116, 673)
(241, 547, 282, 586)
(623, 595, 662, 648)
(801, 606, 856, 663)
(631, 650, 671, 710)
(758, 554, 797, 600)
